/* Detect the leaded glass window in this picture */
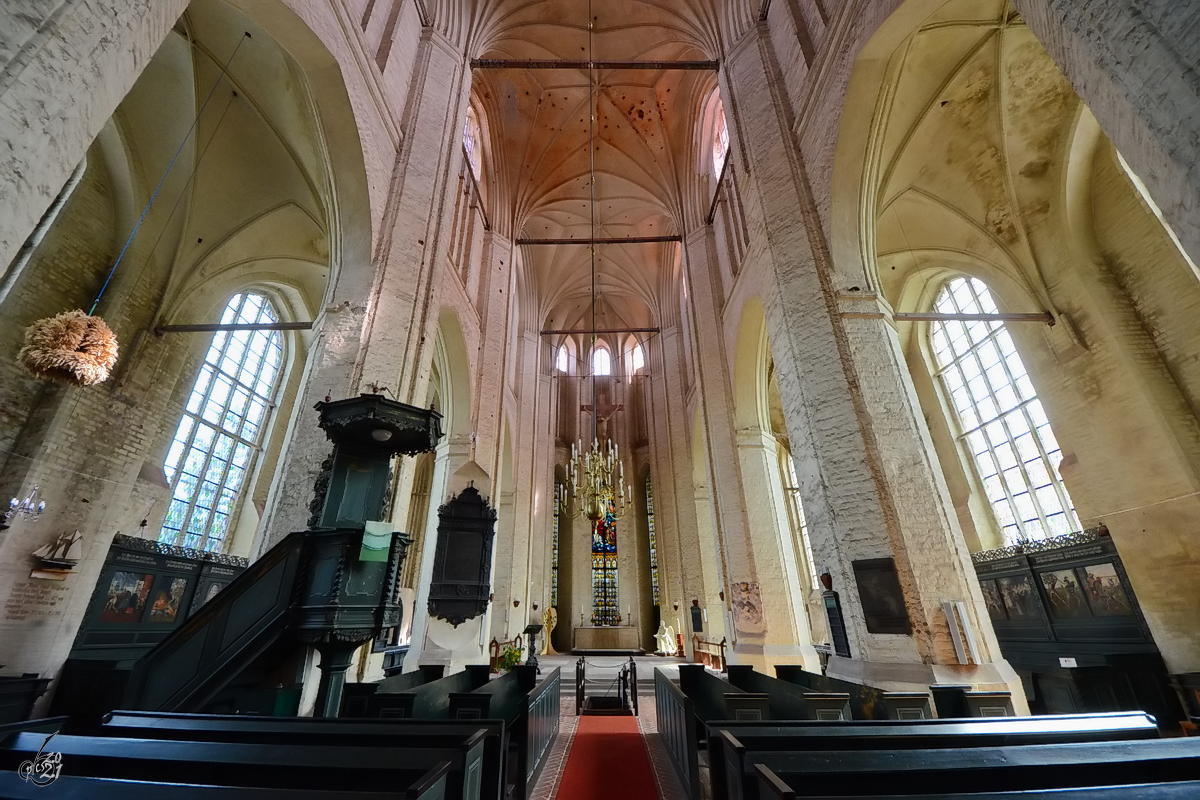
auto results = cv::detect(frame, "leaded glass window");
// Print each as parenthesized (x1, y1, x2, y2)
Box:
(463, 107, 482, 179)
(646, 476, 660, 606)
(591, 496, 619, 625)
(712, 104, 729, 176)
(160, 292, 284, 551)
(930, 277, 1079, 544)
(592, 346, 611, 376)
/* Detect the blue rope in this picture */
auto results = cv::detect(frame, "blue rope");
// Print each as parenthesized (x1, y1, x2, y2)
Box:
(88, 32, 250, 315)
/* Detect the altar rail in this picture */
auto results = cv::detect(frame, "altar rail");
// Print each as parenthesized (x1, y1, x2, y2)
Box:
(694, 635, 728, 672)
(488, 635, 523, 673)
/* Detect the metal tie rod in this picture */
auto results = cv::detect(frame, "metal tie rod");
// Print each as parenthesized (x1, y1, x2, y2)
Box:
(541, 327, 661, 336)
(517, 235, 681, 246)
(156, 321, 314, 334)
(471, 58, 718, 71)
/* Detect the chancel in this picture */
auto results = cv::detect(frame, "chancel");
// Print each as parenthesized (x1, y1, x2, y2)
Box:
(4, 0, 1200, 797)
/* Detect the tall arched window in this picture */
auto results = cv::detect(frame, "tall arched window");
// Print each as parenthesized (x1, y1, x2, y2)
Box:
(630, 343, 645, 373)
(556, 345, 569, 373)
(712, 103, 729, 176)
(463, 106, 482, 179)
(592, 346, 611, 376)
(161, 292, 285, 551)
(930, 277, 1079, 544)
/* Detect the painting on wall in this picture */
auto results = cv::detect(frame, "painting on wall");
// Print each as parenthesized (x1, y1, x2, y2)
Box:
(147, 577, 189, 623)
(98, 571, 154, 623)
(980, 580, 1007, 621)
(732, 582, 766, 634)
(996, 575, 1039, 619)
(1039, 569, 1090, 619)
(852, 558, 912, 634)
(1081, 563, 1134, 617)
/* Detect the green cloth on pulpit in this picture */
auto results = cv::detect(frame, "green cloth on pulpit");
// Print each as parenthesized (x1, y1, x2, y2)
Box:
(360, 521, 392, 562)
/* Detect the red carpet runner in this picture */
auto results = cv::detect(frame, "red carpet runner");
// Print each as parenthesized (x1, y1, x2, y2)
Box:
(553, 715, 660, 800)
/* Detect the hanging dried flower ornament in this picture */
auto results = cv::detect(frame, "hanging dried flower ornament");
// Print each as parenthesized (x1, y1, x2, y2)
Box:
(18, 310, 119, 386)
(13, 33, 251, 389)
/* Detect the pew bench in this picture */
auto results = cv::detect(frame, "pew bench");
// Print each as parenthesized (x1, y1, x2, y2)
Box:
(0, 772, 438, 800)
(342, 664, 446, 717)
(449, 666, 561, 800)
(0, 732, 455, 797)
(343, 664, 491, 719)
(756, 771, 1200, 800)
(708, 712, 1162, 800)
(92, 711, 504, 800)
(734, 737, 1200, 799)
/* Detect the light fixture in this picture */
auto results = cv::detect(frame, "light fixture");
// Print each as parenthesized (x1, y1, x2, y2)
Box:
(1, 484, 46, 528)
(560, 5, 630, 526)
(371, 428, 393, 442)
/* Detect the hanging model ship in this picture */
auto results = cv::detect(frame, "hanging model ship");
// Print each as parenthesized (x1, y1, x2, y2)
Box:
(31, 530, 83, 579)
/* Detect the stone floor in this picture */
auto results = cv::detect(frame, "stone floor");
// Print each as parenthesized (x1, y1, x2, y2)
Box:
(529, 653, 691, 800)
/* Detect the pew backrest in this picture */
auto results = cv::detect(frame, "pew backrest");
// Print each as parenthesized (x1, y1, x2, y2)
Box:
(655, 668, 700, 800)
(737, 737, 1200, 800)
(773, 665, 885, 720)
(0, 732, 459, 795)
(754, 764, 1200, 800)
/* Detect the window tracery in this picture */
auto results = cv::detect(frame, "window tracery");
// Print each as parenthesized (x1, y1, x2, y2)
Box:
(930, 277, 1079, 544)
(160, 292, 284, 552)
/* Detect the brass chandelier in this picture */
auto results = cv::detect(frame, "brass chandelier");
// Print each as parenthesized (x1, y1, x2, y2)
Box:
(560, 2, 630, 525)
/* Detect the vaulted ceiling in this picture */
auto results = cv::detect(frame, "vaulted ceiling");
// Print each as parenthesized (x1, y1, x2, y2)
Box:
(466, 0, 732, 330)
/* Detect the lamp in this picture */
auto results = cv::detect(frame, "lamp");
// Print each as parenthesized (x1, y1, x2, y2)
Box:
(0, 484, 46, 529)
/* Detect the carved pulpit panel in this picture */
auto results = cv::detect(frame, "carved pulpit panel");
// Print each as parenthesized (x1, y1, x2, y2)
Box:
(428, 486, 496, 626)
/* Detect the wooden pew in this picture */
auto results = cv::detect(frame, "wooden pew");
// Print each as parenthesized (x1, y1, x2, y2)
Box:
(449, 666, 561, 800)
(0, 732, 454, 797)
(709, 712, 1161, 800)
(726, 666, 831, 721)
(341, 664, 446, 717)
(0, 772, 435, 799)
(745, 737, 1200, 798)
(755, 770, 1200, 800)
(342, 664, 491, 720)
(655, 667, 700, 800)
(774, 665, 885, 720)
(89, 711, 500, 800)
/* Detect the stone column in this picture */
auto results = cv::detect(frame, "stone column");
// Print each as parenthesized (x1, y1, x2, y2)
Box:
(650, 325, 707, 654)
(261, 27, 471, 547)
(722, 31, 1022, 697)
(1012, 0, 1200, 268)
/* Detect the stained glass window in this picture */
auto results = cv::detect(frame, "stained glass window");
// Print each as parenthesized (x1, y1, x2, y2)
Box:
(591, 495, 619, 625)
(160, 292, 284, 552)
(551, 486, 561, 607)
(646, 476, 660, 606)
(930, 277, 1079, 544)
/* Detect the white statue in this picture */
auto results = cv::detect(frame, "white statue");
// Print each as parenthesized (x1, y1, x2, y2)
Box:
(657, 622, 678, 655)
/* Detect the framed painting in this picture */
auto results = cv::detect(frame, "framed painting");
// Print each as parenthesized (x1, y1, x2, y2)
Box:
(1080, 562, 1134, 617)
(996, 575, 1039, 619)
(98, 571, 154, 623)
(980, 579, 1007, 621)
(852, 558, 912, 634)
(146, 576, 189, 624)
(1039, 569, 1090, 620)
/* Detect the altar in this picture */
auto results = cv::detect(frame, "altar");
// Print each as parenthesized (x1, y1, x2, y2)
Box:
(572, 625, 641, 652)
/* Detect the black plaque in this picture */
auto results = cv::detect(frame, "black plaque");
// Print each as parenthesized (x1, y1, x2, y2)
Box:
(823, 590, 851, 658)
(852, 557, 912, 635)
(428, 485, 496, 626)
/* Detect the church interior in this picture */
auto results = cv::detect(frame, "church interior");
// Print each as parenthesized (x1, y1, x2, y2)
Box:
(3, 0, 1200, 796)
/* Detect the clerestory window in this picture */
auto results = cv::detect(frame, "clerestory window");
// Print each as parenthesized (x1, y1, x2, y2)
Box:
(592, 346, 611, 376)
(930, 277, 1079, 544)
(160, 292, 284, 552)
